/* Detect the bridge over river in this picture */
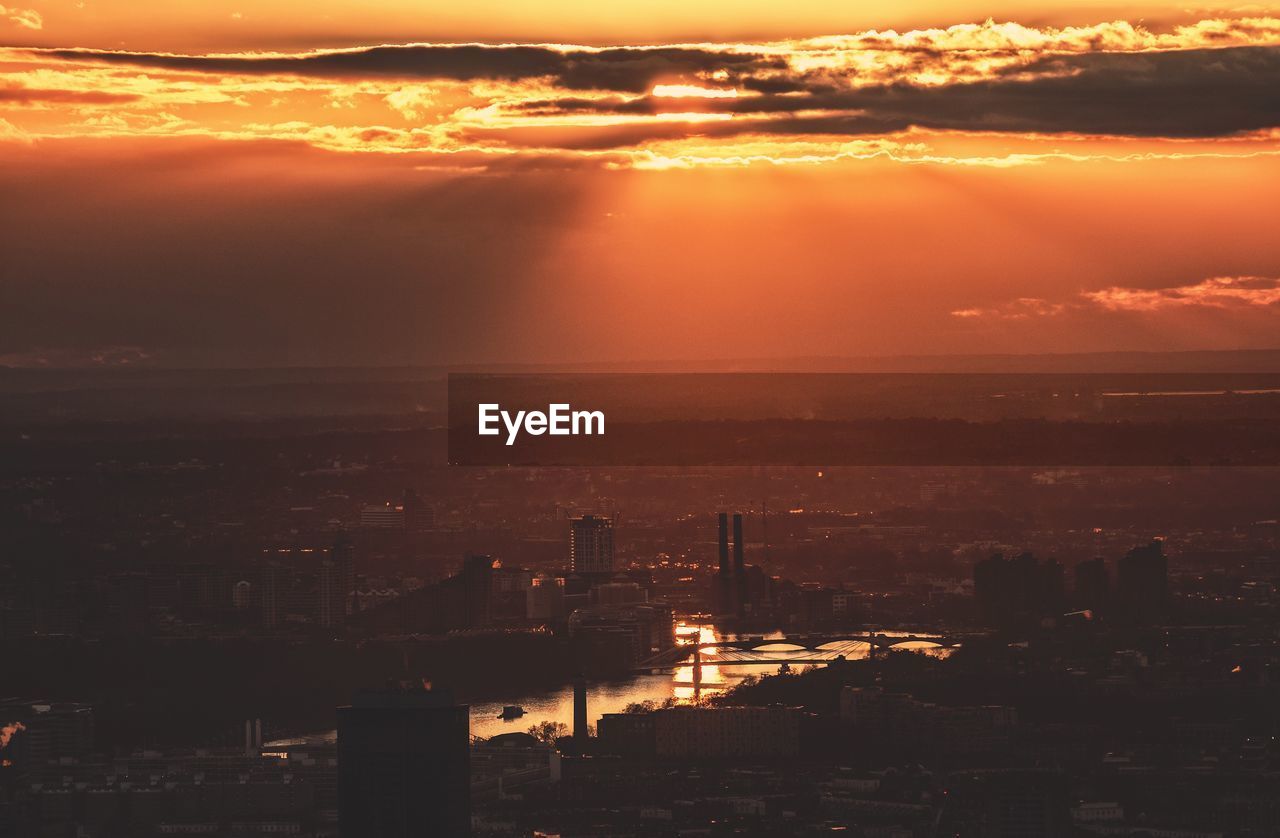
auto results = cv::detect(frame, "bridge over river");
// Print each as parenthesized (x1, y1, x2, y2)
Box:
(638, 629, 982, 680)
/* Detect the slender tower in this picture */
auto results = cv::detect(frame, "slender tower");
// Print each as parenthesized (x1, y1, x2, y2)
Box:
(572, 678, 589, 751)
(717, 512, 731, 614)
(732, 513, 746, 616)
(717, 512, 730, 575)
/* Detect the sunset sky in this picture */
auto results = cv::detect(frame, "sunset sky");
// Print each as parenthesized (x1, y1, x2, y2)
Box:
(2, 1, 1279, 367)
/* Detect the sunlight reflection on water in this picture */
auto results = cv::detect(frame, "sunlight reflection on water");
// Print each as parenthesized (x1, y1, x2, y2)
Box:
(271, 621, 952, 745)
(467, 621, 951, 739)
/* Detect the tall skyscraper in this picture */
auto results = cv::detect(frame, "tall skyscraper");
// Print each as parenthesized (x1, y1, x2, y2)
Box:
(569, 515, 615, 574)
(461, 553, 494, 629)
(338, 681, 471, 838)
(318, 534, 354, 631)
(402, 488, 435, 532)
(1073, 557, 1110, 613)
(259, 560, 281, 631)
(1116, 540, 1169, 624)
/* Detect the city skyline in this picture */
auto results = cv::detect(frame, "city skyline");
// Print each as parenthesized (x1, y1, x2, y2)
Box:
(4, 3, 1280, 836)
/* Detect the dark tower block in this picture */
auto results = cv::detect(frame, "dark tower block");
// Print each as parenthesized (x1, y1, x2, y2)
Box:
(338, 681, 471, 838)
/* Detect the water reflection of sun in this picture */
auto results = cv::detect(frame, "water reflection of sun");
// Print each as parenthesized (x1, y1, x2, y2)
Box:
(673, 621, 725, 700)
(669, 620, 956, 702)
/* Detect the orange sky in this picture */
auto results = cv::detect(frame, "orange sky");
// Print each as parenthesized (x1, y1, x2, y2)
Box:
(6, 1, 1280, 48)
(2, 1, 1279, 367)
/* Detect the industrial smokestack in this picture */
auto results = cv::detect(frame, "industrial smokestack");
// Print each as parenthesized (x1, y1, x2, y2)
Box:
(254, 719, 262, 749)
(732, 513, 746, 616)
(733, 513, 744, 576)
(573, 678, 589, 750)
(717, 512, 729, 575)
(244, 720, 253, 756)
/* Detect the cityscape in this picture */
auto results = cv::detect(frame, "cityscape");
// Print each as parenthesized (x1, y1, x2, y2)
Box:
(4, 0, 1280, 834)
(2, 371, 1279, 836)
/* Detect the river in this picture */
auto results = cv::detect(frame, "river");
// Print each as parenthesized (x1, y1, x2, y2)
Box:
(469, 622, 951, 739)
(270, 622, 951, 745)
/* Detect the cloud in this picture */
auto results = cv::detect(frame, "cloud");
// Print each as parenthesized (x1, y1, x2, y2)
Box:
(0, 84, 142, 105)
(40, 43, 783, 94)
(506, 45, 1280, 139)
(8, 17, 1280, 164)
(1085, 276, 1280, 310)
(954, 277, 1280, 319)
(384, 86, 434, 120)
(0, 117, 33, 144)
(0, 4, 40, 30)
(3, 133, 1278, 366)
(0, 345, 155, 368)
(951, 298, 1069, 319)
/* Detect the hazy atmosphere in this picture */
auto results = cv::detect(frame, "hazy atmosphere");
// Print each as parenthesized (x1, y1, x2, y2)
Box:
(3, 1, 1280, 367)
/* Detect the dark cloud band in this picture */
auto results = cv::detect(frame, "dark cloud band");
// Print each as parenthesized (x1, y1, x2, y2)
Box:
(510, 45, 1280, 140)
(41, 44, 781, 93)
(34, 42, 1280, 140)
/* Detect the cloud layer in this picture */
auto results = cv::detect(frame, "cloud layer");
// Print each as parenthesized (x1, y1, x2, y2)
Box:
(3, 15, 1280, 366)
(1, 17, 1278, 167)
(954, 277, 1280, 320)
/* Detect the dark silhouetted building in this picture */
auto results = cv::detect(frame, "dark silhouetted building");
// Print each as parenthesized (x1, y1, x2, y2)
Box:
(1073, 557, 1109, 613)
(526, 573, 566, 620)
(338, 681, 470, 838)
(318, 534, 354, 631)
(359, 502, 404, 529)
(569, 602, 675, 675)
(461, 553, 494, 629)
(974, 552, 1065, 629)
(569, 514, 615, 574)
(981, 771, 1071, 838)
(402, 488, 434, 532)
(598, 705, 803, 760)
(1115, 539, 1168, 624)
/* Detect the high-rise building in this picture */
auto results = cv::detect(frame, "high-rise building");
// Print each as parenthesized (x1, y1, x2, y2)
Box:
(318, 534, 354, 630)
(973, 552, 1065, 629)
(1115, 539, 1168, 624)
(259, 561, 281, 631)
(569, 515, 615, 574)
(317, 560, 344, 630)
(1073, 557, 1109, 613)
(401, 488, 435, 532)
(461, 553, 495, 629)
(338, 681, 471, 838)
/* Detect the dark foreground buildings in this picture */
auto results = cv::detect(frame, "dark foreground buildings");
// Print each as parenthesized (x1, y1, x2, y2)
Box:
(337, 682, 471, 838)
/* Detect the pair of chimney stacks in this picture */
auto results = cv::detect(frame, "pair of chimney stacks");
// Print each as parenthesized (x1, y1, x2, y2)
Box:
(718, 512, 745, 577)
